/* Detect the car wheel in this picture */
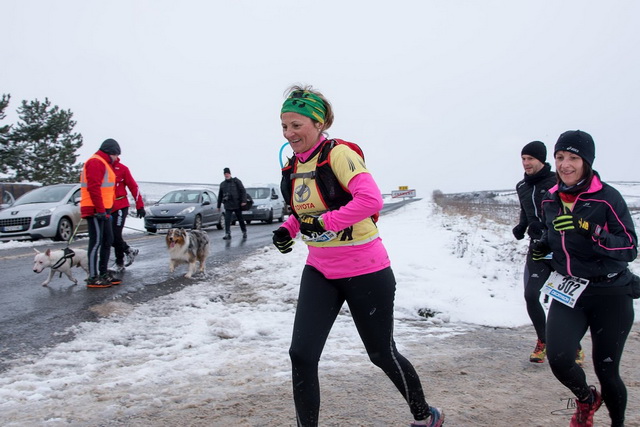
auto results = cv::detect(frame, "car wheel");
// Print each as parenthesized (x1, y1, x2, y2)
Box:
(264, 209, 274, 224)
(216, 218, 223, 230)
(246, 220, 252, 225)
(146, 227, 157, 234)
(194, 215, 202, 230)
(278, 209, 285, 222)
(54, 217, 73, 242)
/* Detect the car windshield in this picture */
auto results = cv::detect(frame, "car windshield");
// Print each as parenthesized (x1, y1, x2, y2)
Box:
(247, 188, 270, 199)
(13, 185, 73, 206)
(158, 190, 202, 204)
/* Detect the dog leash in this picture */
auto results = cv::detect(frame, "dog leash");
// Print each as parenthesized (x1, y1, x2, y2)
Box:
(123, 224, 159, 235)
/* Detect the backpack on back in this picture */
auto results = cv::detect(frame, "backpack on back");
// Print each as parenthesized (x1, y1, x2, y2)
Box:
(280, 139, 379, 222)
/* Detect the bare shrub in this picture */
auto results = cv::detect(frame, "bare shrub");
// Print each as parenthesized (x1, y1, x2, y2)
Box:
(433, 191, 519, 225)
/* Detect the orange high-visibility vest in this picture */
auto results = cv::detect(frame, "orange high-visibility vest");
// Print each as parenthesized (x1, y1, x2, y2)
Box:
(80, 154, 116, 210)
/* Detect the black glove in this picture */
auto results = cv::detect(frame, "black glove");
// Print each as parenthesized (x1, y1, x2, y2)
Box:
(552, 214, 601, 238)
(531, 239, 551, 261)
(95, 212, 107, 222)
(136, 208, 146, 218)
(272, 227, 294, 254)
(526, 221, 544, 239)
(299, 215, 326, 238)
(512, 224, 526, 240)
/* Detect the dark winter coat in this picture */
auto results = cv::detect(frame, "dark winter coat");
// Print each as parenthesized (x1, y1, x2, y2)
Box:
(217, 177, 247, 210)
(539, 173, 638, 290)
(514, 163, 556, 240)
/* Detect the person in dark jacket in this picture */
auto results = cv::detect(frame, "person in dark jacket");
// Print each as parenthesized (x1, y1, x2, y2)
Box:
(513, 141, 557, 363)
(534, 130, 637, 426)
(216, 167, 247, 240)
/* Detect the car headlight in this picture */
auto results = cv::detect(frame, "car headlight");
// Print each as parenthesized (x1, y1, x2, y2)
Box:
(35, 207, 56, 217)
(255, 204, 269, 210)
(177, 206, 196, 215)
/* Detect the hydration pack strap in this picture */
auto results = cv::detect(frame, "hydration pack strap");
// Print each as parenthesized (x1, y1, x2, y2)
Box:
(290, 171, 316, 179)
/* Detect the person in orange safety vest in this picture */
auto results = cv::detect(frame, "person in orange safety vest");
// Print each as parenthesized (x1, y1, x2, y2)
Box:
(80, 138, 121, 288)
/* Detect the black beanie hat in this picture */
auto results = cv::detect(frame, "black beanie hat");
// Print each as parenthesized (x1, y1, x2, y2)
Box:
(99, 138, 121, 155)
(554, 130, 595, 165)
(521, 141, 546, 163)
(223, 167, 231, 174)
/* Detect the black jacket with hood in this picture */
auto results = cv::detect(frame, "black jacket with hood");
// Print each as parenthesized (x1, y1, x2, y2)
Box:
(539, 173, 637, 290)
(515, 163, 556, 240)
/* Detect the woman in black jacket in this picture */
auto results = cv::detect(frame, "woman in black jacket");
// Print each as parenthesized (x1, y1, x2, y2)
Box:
(535, 130, 637, 426)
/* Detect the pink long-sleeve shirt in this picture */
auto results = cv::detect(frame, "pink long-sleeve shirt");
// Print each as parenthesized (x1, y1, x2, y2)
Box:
(281, 140, 390, 279)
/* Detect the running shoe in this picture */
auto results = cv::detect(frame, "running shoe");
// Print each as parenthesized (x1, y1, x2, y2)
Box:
(112, 262, 125, 273)
(569, 386, 602, 426)
(86, 276, 112, 288)
(529, 339, 546, 363)
(124, 248, 139, 267)
(575, 348, 585, 367)
(102, 272, 122, 286)
(410, 407, 444, 427)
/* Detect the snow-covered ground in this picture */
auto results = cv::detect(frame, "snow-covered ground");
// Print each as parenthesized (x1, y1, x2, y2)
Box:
(0, 190, 639, 425)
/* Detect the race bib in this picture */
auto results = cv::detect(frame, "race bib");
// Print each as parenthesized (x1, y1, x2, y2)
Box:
(542, 271, 589, 308)
(301, 230, 338, 243)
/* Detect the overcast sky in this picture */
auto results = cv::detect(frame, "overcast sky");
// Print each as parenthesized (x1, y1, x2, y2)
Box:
(2, 1, 639, 194)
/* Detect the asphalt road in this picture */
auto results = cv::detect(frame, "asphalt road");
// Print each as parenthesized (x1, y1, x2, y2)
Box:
(0, 199, 417, 373)
(0, 221, 275, 373)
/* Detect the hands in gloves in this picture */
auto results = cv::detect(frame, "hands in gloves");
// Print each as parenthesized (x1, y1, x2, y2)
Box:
(512, 224, 526, 240)
(272, 227, 294, 254)
(95, 212, 107, 222)
(552, 214, 601, 238)
(526, 221, 544, 239)
(136, 208, 146, 218)
(531, 239, 551, 261)
(299, 215, 326, 238)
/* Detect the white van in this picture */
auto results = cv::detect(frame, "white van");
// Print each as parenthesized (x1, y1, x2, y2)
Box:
(243, 184, 286, 224)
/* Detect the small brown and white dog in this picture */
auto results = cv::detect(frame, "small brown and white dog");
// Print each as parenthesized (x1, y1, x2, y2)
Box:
(33, 247, 89, 286)
(166, 228, 210, 278)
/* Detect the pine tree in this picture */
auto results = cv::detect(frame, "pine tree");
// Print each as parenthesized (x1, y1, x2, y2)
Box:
(8, 98, 83, 185)
(0, 94, 13, 176)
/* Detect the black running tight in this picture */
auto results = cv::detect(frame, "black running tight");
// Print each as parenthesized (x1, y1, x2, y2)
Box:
(289, 266, 430, 427)
(546, 293, 634, 426)
(87, 215, 113, 277)
(523, 251, 552, 342)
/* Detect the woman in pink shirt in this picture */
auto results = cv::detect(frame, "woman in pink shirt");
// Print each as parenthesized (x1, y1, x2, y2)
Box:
(273, 85, 444, 427)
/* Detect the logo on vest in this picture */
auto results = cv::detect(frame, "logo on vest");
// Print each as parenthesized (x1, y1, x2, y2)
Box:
(294, 184, 311, 203)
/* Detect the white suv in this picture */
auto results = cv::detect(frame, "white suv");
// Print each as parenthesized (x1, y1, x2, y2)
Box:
(243, 185, 286, 224)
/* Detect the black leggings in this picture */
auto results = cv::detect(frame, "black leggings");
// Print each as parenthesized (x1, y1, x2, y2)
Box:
(523, 250, 552, 342)
(87, 215, 113, 277)
(289, 266, 430, 426)
(111, 207, 130, 265)
(546, 293, 634, 426)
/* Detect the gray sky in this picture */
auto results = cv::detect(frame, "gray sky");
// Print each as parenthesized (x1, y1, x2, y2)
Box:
(2, 0, 639, 195)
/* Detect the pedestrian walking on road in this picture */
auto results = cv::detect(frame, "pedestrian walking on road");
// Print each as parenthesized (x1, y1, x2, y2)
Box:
(111, 156, 145, 271)
(80, 138, 123, 288)
(217, 167, 248, 240)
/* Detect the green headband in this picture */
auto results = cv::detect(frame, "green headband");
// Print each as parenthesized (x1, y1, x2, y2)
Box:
(281, 91, 327, 124)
